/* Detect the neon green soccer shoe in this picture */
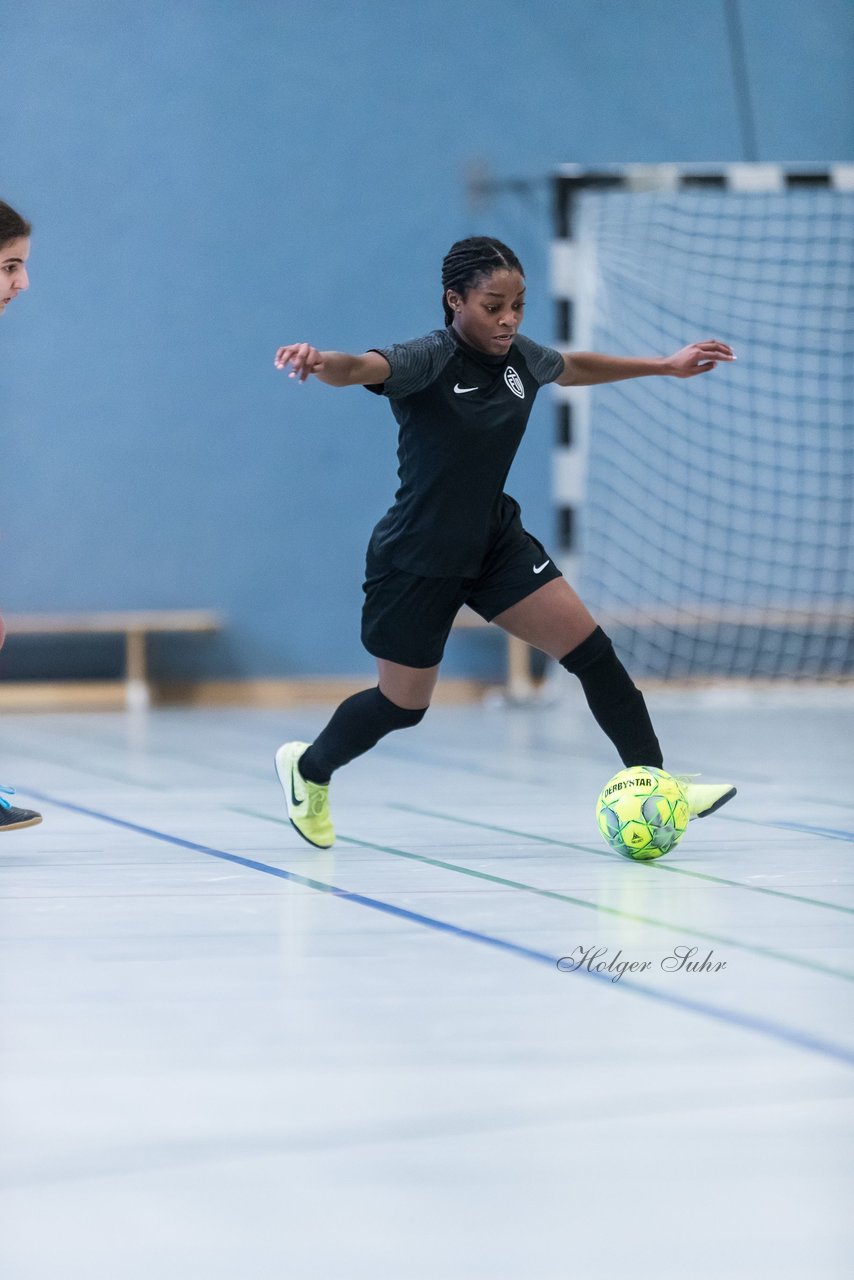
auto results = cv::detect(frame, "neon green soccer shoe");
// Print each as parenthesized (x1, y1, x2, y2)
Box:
(274, 741, 335, 848)
(675, 776, 737, 820)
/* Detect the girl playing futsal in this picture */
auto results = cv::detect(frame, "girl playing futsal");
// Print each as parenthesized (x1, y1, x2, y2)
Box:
(273, 236, 736, 848)
(0, 199, 42, 831)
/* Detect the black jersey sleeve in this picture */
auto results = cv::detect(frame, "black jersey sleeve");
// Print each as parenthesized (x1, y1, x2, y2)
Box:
(513, 333, 565, 386)
(364, 330, 452, 398)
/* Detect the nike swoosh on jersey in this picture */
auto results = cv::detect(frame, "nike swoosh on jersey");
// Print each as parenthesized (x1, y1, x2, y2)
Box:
(453, 383, 479, 394)
(533, 560, 551, 574)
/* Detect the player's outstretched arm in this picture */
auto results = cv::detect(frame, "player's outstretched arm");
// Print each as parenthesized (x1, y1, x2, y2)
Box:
(274, 343, 391, 387)
(556, 341, 736, 387)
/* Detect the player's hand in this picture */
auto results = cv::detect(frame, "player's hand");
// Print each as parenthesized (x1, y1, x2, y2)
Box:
(667, 341, 736, 378)
(274, 343, 325, 381)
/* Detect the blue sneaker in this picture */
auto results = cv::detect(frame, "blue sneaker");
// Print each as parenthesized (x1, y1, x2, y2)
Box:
(0, 784, 42, 832)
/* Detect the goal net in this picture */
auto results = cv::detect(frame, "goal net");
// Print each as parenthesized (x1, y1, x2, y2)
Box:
(551, 165, 854, 679)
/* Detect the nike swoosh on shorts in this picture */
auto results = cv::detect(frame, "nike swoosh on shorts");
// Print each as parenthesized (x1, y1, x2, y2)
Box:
(533, 560, 550, 573)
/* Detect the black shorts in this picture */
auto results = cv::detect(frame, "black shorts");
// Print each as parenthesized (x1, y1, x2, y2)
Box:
(361, 518, 563, 669)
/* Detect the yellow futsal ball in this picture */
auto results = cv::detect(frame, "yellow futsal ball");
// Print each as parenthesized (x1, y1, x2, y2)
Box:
(596, 767, 689, 860)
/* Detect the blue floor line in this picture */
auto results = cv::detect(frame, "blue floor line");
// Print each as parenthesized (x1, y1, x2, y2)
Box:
(724, 814, 854, 843)
(21, 787, 854, 1071)
(771, 820, 854, 843)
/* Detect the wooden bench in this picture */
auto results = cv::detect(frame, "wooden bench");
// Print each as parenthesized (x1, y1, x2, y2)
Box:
(2, 609, 531, 709)
(451, 600, 854, 698)
(2, 610, 222, 709)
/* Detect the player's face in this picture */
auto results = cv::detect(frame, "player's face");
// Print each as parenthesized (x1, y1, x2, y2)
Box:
(0, 237, 30, 313)
(449, 269, 525, 355)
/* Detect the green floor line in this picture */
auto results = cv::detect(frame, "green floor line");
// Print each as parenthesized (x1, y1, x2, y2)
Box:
(390, 802, 854, 918)
(226, 805, 854, 985)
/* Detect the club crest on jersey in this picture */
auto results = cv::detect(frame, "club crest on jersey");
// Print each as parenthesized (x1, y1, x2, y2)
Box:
(504, 366, 524, 398)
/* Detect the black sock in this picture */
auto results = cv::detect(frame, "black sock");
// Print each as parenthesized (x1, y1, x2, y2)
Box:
(560, 627, 663, 768)
(298, 687, 428, 783)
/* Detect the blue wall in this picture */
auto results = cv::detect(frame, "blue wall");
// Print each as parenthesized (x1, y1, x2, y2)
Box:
(2, 0, 853, 680)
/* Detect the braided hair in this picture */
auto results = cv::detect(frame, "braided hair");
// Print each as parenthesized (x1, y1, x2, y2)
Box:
(0, 200, 31, 249)
(441, 236, 524, 325)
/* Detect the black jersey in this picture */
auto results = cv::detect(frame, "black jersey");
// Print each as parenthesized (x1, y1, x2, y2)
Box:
(365, 327, 563, 577)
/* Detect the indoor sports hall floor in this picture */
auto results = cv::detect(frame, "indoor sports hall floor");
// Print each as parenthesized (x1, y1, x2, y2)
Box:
(1, 683, 852, 1280)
